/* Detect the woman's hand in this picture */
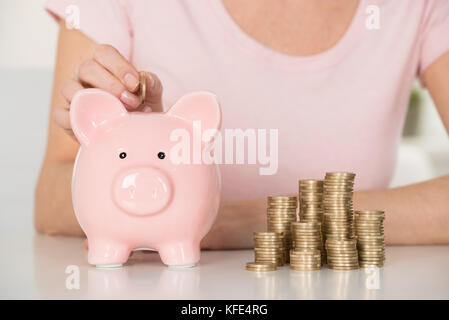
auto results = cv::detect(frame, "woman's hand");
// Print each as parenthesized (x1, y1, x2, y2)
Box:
(53, 44, 164, 139)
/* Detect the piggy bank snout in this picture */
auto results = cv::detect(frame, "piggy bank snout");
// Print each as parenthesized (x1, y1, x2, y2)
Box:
(113, 167, 172, 216)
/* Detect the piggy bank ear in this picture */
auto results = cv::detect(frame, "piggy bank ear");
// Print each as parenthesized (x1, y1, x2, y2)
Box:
(70, 88, 128, 145)
(167, 92, 221, 131)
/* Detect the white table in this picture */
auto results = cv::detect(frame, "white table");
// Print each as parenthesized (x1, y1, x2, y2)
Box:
(1, 233, 448, 299)
(0, 69, 448, 300)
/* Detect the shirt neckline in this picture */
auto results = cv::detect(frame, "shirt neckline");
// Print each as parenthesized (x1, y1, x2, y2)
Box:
(209, 0, 366, 72)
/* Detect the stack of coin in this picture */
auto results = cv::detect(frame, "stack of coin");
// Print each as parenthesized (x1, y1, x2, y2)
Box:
(354, 210, 385, 267)
(253, 232, 285, 266)
(245, 262, 277, 272)
(267, 196, 297, 260)
(325, 239, 359, 270)
(298, 180, 324, 223)
(291, 221, 324, 265)
(323, 172, 356, 241)
(290, 249, 321, 271)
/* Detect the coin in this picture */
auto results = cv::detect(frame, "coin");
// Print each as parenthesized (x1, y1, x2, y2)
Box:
(248, 174, 388, 273)
(298, 179, 325, 259)
(355, 210, 386, 268)
(291, 219, 324, 267)
(246, 262, 277, 272)
(138, 71, 146, 105)
(266, 196, 298, 262)
(253, 232, 280, 238)
(252, 229, 286, 266)
(323, 173, 359, 270)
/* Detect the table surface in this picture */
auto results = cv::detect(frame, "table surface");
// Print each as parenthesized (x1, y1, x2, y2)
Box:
(1, 234, 449, 299)
(1, 69, 449, 300)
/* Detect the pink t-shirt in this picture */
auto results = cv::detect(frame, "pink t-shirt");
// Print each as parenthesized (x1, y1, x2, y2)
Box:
(46, 0, 449, 201)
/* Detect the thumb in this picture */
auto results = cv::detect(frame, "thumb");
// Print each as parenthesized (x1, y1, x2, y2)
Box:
(139, 72, 163, 112)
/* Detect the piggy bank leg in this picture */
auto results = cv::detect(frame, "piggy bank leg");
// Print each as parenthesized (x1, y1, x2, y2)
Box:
(88, 239, 131, 268)
(158, 241, 200, 267)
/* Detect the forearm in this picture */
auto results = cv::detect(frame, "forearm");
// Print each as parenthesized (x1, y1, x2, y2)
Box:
(201, 198, 266, 250)
(204, 175, 449, 249)
(354, 175, 449, 245)
(34, 160, 84, 237)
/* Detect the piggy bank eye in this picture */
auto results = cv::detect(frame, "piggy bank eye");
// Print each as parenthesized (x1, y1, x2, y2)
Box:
(119, 152, 127, 159)
(157, 152, 166, 160)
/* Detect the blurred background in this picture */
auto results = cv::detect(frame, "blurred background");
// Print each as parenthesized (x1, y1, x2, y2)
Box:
(1, 0, 449, 235)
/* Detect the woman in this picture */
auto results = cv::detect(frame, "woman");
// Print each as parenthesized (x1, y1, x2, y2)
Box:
(35, 0, 449, 248)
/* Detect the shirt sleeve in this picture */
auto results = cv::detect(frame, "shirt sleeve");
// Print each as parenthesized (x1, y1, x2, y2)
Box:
(45, 0, 134, 60)
(418, 0, 449, 78)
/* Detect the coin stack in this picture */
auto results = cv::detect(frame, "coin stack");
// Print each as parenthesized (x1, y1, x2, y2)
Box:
(355, 210, 385, 267)
(245, 262, 277, 272)
(253, 232, 285, 266)
(325, 239, 359, 270)
(291, 221, 323, 266)
(298, 180, 324, 223)
(323, 172, 356, 241)
(298, 180, 325, 263)
(290, 249, 321, 271)
(267, 196, 297, 261)
(323, 172, 359, 269)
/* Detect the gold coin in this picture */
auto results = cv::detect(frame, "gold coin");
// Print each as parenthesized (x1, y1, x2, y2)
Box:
(246, 262, 277, 271)
(253, 232, 280, 237)
(327, 256, 359, 261)
(138, 72, 146, 105)
(268, 195, 297, 199)
(254, 247, 281, 252)
(254, 244, 283, 249)
(355, 210, 384, 214)
(254, 239, 283, 243)
(291, 265, 321, 269)
(326, 239, 356, 244)
(291, 221, 321, 227)
(327, 261, 359, 266)
(290, 254, 321, 258)
(292, 237, 322, 242)
(290, 258, 321, 263)
(359, 256, 385, 260)
(328, 266, 359, 270)
(290, 262, 321, 266)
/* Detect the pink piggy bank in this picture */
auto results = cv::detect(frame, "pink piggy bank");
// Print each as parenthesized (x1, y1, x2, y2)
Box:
(70, 88, 221, 268)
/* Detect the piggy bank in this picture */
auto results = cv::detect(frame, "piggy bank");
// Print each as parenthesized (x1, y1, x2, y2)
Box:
(70, 88, 221, 268)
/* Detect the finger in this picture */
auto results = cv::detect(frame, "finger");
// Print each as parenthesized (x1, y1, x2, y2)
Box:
(64, 128, 77, 141)
(142, 72, 163, 112)
(84, 239, 88, 250)
(61, 79, 84, 105)
(141, 105, 153, 113)
(77, 59, 140, 109)
(93, 44, 140, 92)
(52, 108, 71, 130)
(53, 108, 77, 140)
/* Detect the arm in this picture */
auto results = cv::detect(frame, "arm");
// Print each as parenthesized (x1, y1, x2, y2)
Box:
(205, 172, 449, 250)
(35, 22, 96, 236)
(34, 21, 162, 236)
(355, 51, 449, 245)
(205, 53, 449, 249)
(354, 51, 449, 245)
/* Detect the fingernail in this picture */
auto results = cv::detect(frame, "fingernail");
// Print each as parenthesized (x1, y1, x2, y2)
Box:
(142, 106, 153, 113)
(148, 74, 156, 88)
(124, 73, 139, 90)
(120, 90, 140, 108)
